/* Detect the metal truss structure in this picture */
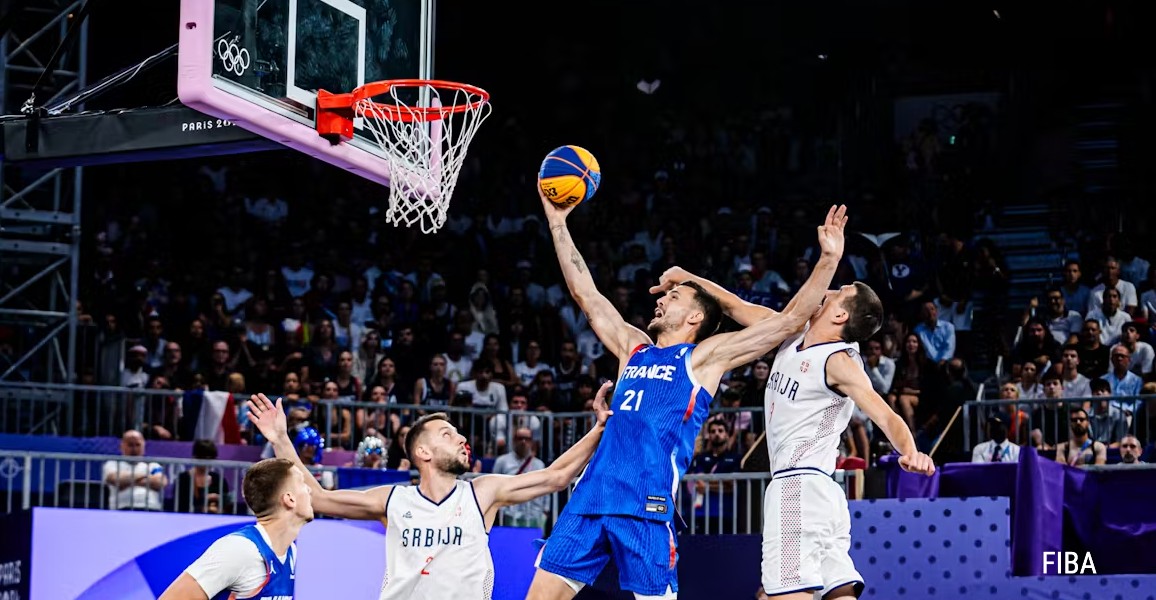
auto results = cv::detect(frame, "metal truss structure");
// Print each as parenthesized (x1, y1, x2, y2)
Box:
(0, 0, 87, 384)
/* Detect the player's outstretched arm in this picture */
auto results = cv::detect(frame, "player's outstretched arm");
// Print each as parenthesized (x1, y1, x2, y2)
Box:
(825, 352, 935, 475)
(649, 266, 777, 326)
(539, 189, 650, 360)
(475, 382, 613, 509)
(692, 206, 847, 379)
(248, 393, 391, 520)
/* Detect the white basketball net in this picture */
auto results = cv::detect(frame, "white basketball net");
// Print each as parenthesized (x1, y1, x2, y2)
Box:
(355, 82, 492, 234)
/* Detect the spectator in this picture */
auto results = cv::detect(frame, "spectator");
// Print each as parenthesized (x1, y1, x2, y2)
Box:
(1118, 435, 1146, 465)
(889, 333, 940, 432)
(1054, 407, 1107, 466)
(971, 413, 1019, 463)
(996, 382, 1030, 445)
(351, 329, 386, 384)
(514, 340, 553, 388)
(1016, 360, 1043, 401)
(384, 425, 411, 471)
(1058, 345, 1091, 399)
(1102, 345, 1143, 414)
(1088, 379, 1127, 448)
(294, 426, 333, 489)
(441, 331, 474, 384)
(1088, 257, 1139, 317)
(458, 363, 508, 410)
(1086, 287, 1131, 346)
(102, 430, 167, 511)
(412, 355, 454, 408)
(491, 427, 547, 527)
(864, 337, 896, 397)
(488, 391, 542, 453)
(913, 301, 956, 364)
(1059, 260, 1090, 318)
(1010, 318, 1061, 377)
(713, 389, 753, 453)
(1030, 371, 1068, 451)
(174, 439, 232, 514)
(1028, 287, 1083, 345)
(1141, 266, 1156, 326)
(474, 333, 519, 391)
(686, 418, 741, 532)
(1076, 320, 1110, 379)
(1117, 323, 1154, 377)
(332, 301, 365, 351)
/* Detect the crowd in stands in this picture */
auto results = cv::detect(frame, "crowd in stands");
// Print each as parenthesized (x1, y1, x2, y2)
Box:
(1, 91, 1150, 522)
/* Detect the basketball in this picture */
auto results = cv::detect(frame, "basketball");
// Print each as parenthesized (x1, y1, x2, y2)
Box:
(538, 145, 601, 208)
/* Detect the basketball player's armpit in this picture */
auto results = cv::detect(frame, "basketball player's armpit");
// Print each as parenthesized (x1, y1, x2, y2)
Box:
(828, 351, 918, 458)
(696, 314, 797, 371)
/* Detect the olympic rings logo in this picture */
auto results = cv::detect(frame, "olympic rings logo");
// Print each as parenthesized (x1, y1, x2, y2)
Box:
(217, 38, 251, 76)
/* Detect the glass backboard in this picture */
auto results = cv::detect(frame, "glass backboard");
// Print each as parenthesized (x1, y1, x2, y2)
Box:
(177, 0, 432, 187)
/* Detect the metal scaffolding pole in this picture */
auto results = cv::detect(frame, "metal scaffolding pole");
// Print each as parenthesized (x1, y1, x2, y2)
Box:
(0, 1, 87, 385)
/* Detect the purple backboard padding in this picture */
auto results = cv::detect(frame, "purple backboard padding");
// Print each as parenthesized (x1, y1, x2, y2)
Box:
(177, 0, 393, 187)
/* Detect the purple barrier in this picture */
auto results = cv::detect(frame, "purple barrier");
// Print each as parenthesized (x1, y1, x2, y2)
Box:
(883, 446, 1156, 575)
(144, 440, 263, 462)
(0, 433, 262, 462)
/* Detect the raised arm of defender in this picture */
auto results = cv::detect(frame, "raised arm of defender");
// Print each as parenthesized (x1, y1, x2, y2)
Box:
(473, 381, 613, 513)
(539, 189, 650, 361)
(248, 393, 392, 521)
(690, 205, 848, 384)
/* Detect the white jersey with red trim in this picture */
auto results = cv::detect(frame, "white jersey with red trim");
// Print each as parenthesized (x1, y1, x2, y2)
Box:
(381, 480, 494, 599)
(764, 332, 860, 476)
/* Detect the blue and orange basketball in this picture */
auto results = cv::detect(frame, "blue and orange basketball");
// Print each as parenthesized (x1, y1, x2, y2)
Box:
(538, 145, 601, 208)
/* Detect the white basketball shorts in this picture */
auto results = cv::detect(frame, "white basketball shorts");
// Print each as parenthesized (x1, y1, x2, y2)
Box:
(760, 471, 864, 598)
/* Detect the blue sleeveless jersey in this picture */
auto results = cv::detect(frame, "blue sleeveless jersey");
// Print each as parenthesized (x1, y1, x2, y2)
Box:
(564, 343, 713, 522)
(211, 524, 296, 600)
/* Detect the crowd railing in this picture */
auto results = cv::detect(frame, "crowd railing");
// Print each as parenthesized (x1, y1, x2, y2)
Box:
(961, 394, 1154, 453)
(0, 449, 853, 536)
(0, 381, 766, 463)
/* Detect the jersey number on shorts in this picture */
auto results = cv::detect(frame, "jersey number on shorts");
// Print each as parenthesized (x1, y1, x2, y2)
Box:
(619, 389, 645, 412)
(421, 556, 432, 575)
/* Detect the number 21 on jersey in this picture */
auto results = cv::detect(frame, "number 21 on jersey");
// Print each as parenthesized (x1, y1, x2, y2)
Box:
(619, 389, 645, 411)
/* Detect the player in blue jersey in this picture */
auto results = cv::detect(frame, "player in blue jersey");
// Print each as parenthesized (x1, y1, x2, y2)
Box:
(160, 457, 313, 600)
(527, 191, 850, 600)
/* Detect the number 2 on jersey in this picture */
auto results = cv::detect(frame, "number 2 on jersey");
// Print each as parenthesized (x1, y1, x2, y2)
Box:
(421, 556, 432, 575)
(619, 389, 644, 411)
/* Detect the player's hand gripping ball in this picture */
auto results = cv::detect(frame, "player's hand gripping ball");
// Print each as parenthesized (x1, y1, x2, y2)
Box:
(538, 145, 601, 208)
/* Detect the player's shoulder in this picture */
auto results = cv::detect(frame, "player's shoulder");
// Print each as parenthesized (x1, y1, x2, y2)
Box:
(209, 528, 263, 560)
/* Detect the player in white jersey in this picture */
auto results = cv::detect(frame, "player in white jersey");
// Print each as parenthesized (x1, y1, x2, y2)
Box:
(651, 209, 935, 600)
(247, 384, 614, 600)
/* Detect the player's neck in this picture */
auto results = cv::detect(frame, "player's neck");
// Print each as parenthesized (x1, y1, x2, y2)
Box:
(655, 331, 693, 348)
(257, 517, 303, 557)
(417, 468, 460, 503)
(801, 322, 841, 349)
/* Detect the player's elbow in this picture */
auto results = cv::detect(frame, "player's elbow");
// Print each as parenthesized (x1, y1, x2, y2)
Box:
(542, 467, 574, 492)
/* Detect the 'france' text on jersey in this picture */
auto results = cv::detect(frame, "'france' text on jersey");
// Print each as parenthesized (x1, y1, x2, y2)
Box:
(563, 343, 713, 522)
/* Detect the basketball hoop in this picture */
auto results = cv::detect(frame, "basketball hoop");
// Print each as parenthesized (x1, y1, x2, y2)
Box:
(316, 79, 492, 233)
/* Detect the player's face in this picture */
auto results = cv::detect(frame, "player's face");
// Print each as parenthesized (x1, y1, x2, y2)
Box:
(814, 285, 853, 324)
(650, 286, 697, 334)
(428, 423, 470, 475)
(290, 467, 315, 522)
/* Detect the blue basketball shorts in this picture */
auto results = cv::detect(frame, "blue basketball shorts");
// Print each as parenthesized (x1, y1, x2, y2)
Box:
(536, 513, 678, 596)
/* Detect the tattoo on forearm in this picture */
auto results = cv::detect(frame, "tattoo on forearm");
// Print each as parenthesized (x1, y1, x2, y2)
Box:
(569, 248, 586, 274)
